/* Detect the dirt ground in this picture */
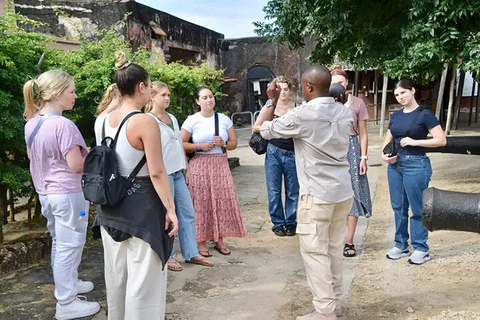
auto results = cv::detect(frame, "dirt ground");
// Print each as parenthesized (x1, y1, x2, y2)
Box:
(1, 121, 480, 320)
(346, 128, 480, 320)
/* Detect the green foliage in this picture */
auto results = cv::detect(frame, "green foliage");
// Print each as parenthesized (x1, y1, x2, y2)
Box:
(0, 10, 47, 193)
(44, 20, 223, 145)
(256, 0, 480, 83)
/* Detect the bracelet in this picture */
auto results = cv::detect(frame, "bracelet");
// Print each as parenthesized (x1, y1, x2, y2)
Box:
(360, 155, 368, 160)
(196, 142, 200, 151)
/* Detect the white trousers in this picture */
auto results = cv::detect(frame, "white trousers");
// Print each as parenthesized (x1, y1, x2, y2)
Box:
(101, 227, 168, 320)
(296, 194, 353, 314)
(39, 192, 89, 304)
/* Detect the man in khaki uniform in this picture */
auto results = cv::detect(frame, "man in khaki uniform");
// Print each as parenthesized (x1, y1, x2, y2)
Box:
(260, 66, 353, 320)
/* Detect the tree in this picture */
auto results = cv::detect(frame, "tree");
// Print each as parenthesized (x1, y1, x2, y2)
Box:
(0, 9, 48, 242)
(255, 0, 480, 83)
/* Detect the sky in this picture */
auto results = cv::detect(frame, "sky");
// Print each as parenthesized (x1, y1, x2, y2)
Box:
(136, 0, 270, 39)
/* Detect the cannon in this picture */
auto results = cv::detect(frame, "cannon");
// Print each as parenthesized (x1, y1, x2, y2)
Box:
(422, 136, 480, 233)
(425, 136, 480, 155)
(422, 187, 480, 233)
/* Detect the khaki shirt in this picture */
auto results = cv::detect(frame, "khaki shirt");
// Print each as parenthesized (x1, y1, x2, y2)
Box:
(260, 97, 353, 203)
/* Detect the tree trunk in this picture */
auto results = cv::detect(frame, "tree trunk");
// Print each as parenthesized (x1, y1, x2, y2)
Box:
(379, 74, 389, 137)
(435, 63, 448, 120)
(453, 70, 465, 130)
(468, 72, 477, 126)
(373, 70, 379, 125)
(445, 65, 457, 135)
(0, 185, 8, 243)
(476, 81, 480, 123)
(354, 70, 360, 96)
(8, 188, 15, 222)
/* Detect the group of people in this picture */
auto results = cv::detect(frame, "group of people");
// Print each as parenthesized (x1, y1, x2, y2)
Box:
(23, 52, 247, 320)
(253, 69, 372, 261)
(23, 50, 446, 320)
(256, 67, 446, 320)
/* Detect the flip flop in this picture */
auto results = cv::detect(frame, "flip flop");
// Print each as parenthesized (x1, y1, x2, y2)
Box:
(167, 258, 183, 271)
(186, 256, 214, 267)
(199, 250, 213, 257)
(214, 245, 231, 255)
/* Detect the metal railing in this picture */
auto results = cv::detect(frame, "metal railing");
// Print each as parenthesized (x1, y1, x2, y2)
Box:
(231, 111, 254, 130)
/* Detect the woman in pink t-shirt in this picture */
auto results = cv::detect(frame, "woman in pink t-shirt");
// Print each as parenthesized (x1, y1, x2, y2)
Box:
(331, 68, 372, 258)
(23, 70, 100, 319)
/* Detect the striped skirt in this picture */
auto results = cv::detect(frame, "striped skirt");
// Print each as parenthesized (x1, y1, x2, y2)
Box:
(347, 135, 372, 217)
(188, 153, 248, 242)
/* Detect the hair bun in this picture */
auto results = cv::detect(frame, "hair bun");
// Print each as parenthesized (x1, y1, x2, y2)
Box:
(115, 52, 128, 69)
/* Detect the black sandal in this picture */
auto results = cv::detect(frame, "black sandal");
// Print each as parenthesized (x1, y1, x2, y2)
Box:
(343, 243, 356, 257)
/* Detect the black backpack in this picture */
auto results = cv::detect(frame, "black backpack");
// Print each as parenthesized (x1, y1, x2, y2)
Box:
(82, 111, 146, 207)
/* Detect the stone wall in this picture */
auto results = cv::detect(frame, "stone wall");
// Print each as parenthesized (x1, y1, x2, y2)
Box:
(219, 36, 316, 114)
(14, 0, 224, 68)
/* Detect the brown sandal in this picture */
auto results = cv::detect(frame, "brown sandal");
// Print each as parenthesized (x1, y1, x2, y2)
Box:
(214, 245, 231, 255)
(186, 256, 214, 267)
(198, 250, 213, 257)
(167, 258, 183, 271)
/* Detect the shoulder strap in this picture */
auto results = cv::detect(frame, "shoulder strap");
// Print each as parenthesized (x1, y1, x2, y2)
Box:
(102, 116, 107, 141)
(111, 111, 140, 149)
(127, 155, 147, 180)
(406, 107, 425, 137)
(108, 111, 146, 180)
(214, 112, 219, 136)
(28, 112, 59, 148)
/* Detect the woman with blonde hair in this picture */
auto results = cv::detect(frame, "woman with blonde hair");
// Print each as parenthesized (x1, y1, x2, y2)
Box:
(145, 81, 213, 271)
(181, 86, 247, 256)
(23, 69, 100, 320)
(93, 53, 178, 319)
(252, 76, 299, 237)
(97, 83, 121, 115)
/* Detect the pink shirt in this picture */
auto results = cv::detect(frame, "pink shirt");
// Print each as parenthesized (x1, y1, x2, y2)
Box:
(346, 95, 369, 135)
(25, 113, 88, 195)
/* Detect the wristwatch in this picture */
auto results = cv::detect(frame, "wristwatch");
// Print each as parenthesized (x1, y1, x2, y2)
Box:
(224, 140, 228, 147)
(360, 155, 368, 160)
(264, 99, 274, 108)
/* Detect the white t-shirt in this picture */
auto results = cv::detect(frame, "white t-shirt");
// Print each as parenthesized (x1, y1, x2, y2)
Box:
(147, 112, 186, 175)
(181, 112, 233, 154)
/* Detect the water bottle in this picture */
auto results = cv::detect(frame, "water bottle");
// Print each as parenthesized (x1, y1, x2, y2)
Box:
(75, 210, 87, 234)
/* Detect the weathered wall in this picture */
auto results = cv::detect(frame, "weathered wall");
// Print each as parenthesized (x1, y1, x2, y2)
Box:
(219, 36, 316, 114)
(13, 0, 224, 68)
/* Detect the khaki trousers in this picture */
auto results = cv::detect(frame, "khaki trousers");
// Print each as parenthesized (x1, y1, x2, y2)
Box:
(296, 194, 353, 314)
(101, 227, 168, 320)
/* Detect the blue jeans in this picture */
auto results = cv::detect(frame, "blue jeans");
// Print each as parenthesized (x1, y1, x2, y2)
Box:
(169, 170, 198, 260)
(265, 143, 299, 230)
(387, 154, 432, 252)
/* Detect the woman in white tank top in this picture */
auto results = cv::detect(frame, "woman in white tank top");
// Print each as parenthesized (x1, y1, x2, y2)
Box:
(92, 52, 178, 320)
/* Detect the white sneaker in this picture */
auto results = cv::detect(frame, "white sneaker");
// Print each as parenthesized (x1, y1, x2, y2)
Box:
(77, 279, 94, 294)
(386, 247, 411, 260)
(408, 250, 430, 265)
(55, 296, 100, 320)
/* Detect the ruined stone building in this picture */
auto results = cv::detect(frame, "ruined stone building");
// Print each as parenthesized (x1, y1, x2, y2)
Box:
(9, 0, 224, 68)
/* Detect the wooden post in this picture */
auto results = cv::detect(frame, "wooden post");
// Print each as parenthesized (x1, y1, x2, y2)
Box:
(379, 74, 389, 136)
(435, 63, 448, 120)
(445, 65, 457, 135)
(453, 70, 466, 130)
(354, 71, 359, 96)
(374, 70, 379, 124)
(468, 72, 477, 126)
